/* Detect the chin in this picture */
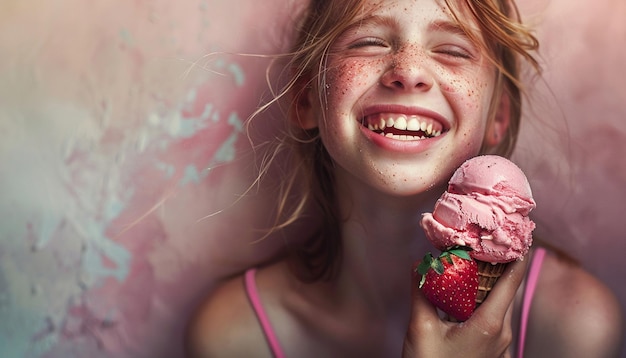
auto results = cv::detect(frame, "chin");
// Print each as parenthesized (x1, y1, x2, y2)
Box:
(367, 176, 448, 201)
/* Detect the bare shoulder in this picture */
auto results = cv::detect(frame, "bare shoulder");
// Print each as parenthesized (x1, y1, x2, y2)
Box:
(185, 271, 272, 358)
(526, 250, 625, 357)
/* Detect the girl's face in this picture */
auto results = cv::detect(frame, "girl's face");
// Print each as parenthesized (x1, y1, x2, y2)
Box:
(301, 0, 504, 196)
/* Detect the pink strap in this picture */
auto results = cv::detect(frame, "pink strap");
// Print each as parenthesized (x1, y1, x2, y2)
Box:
(244, 269, 286, 358)
(517, 247, 546, 358)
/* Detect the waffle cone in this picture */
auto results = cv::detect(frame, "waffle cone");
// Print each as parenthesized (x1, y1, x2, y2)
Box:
(475, 261, 508, 305)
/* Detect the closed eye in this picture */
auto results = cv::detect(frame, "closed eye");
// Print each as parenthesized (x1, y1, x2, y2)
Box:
(432, 45, 474, 60)
(348, 37, 389, 49)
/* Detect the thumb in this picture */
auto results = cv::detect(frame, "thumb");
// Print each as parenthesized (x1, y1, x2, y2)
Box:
(404, 262, 442, 357)
(409, 262, 439, 324)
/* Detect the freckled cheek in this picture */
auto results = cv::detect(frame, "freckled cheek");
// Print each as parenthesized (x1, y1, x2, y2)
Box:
(325, 59, 383, 98)
(441, 74, 492, 112)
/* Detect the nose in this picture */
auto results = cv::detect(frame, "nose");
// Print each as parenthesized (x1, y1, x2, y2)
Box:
(381, 49, 434, 91)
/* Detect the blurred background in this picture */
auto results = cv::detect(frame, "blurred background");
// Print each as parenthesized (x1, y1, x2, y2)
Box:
(0, 0, 624, 357)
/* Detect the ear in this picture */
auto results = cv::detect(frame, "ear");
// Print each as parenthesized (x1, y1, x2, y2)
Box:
(484, 92, 510, 147)
(290, 76, 318, 130)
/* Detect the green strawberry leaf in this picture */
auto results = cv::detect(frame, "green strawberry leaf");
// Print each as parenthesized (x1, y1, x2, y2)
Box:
(446, 245, 473, 261)
(417, 253, 446, 287)
(416, 253, 434, 275)
(431, 258, 444, 275)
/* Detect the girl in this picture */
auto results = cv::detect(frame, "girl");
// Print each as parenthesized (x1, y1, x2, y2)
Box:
(187, 0, 624, 357)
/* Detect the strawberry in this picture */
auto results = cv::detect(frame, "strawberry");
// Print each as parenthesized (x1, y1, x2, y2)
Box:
(416, 246, 478, 321)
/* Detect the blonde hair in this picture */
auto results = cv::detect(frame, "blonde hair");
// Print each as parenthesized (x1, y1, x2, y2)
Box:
(256, 0, 540, 281)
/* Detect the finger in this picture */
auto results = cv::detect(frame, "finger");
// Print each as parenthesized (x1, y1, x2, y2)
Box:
(503, 299, 513, 327)
(502, 300, 514, 344)
(479, 256, 529, 318)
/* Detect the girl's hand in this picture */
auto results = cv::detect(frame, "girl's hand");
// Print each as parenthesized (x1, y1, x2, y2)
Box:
(403, 258, 529, 358)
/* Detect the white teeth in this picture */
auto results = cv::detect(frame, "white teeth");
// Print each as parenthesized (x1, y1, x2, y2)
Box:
(393, 116, 407, 130)
(366, 114, 443, 139)
(406, 117, 421, 131)
(380, 132, 428, 141)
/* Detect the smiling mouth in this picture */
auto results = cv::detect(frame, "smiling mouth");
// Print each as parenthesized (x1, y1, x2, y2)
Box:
(362, 113, 444, 141)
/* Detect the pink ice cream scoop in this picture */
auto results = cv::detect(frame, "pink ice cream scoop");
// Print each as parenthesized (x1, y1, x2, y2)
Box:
(421, 155, 536, 263)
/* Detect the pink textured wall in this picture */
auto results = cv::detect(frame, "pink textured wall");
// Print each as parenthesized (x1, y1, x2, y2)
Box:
(0, 0, 624, 357)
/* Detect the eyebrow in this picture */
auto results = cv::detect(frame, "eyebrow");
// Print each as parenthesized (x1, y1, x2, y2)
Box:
(428, 20, 472, 38)
(346, 14, 400, 33)
(431, 19, 485, 51)
(347, 15, 471, 39)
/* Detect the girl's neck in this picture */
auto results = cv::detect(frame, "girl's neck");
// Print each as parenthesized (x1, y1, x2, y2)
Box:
(332, 171, 444, 317)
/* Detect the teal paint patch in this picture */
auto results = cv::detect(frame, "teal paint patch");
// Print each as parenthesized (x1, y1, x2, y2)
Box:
(227, 111, 243, 131)
(177, 118, 207, 138)
(34, 213, 62, 251)
(228, 63, 245, 87)
(213, 132, 238, 163)
(0, 260, 62, 358)
(104, 197, 128, 222)
(0, 306, 60, 358)
(213, 112, 243, 163)
(171, 102, 215, 139)
(81, 223, 132, 283)
(180, 165, 201, 186)
(155, 161, 176, 178)
(177, 112, 243, 186)
(200, 103, 214, 121)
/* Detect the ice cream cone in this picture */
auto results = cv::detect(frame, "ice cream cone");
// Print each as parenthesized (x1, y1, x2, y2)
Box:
(475, 261, 508, 305)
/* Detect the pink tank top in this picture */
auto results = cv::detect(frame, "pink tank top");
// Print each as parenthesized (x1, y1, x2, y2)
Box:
(244, 247, 546, 358)
(245, 268, 287, 358)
